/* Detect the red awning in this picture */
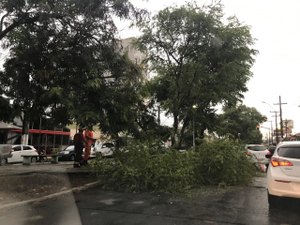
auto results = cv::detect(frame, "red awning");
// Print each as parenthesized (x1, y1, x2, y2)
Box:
(11, 129, 70, 136)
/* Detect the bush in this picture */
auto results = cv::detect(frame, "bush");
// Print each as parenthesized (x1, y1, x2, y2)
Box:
(91, 140, 196, 193)
(194, 139, 255, 186)
(90, 139, 255, 193)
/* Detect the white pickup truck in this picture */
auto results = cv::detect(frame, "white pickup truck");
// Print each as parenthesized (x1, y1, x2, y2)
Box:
(0, 144, 12, 165)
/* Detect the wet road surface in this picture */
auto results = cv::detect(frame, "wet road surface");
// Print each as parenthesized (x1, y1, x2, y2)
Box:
(0, 174, 299, 225)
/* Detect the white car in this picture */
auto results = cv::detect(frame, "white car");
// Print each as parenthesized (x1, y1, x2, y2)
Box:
(245, 144, 270, 165)
(267, 141, 300, 206)
(93, 142, 115, 157)
(7, 144, 39, 163)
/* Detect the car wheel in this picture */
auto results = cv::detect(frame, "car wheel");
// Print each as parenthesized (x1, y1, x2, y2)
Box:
(31, 157, 37, 163)
(268, 193, 278, 207)
(70, 154, 75, 161)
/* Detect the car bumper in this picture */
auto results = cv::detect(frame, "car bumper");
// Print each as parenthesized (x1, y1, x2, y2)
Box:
(267, 168, 300, 199)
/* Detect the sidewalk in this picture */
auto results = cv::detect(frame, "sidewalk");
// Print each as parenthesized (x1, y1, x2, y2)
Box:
(0, 162, 99, 207)
(0, 161, 93, 176)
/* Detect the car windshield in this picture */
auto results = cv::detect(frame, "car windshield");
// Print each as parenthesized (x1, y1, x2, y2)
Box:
(103, 143, 114, 148)
(277, 146, 300, 159)
(64, 146, 73, 151)
(247, 145, 267, 151)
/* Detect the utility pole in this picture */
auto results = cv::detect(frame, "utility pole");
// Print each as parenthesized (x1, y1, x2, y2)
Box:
(261, 101, 275, 144)
(271, 111, 279, 144)
(274, 96, 287, 139)
(260, 126, 271, 145)
(267, 120, 273, 144)
(285, 119, 288, 138)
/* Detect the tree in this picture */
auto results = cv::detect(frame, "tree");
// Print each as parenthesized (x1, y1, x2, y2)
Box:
(0, 0, 144, 143)
(0, 0, 140, 41)
(137, 2, 257, 147)
(216, 104, 267, 143)
(0, 96, 12, 121)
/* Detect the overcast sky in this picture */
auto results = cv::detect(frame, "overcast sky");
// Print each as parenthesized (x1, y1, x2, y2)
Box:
(117, 0, 300, 135)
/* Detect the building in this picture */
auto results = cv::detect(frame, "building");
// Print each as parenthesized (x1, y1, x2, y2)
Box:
(0, 121, 71, 153)
(120, 37, 148, 80)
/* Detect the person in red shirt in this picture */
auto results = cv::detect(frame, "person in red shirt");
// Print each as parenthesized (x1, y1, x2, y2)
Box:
(73, 128, 85, 168)
(83, 128, 94, 165)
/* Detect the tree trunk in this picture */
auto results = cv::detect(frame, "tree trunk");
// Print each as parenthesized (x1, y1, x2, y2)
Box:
(21, 116, 29, 145)
(178, 116, 189, 148)
(171, 111, 179, 147)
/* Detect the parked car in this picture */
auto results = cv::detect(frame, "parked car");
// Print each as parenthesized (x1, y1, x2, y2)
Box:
(266, 145, 276, 157)
(82, 146, 97, 159)
(58, 145, 96, 161)
(93, 142, 115, 157)
(245, 144, 270, 165)
(245, 144, 270, 172)
(267, 141, 300, 206)
(7, 144, 39, 163)
(57, 145, 76, 161)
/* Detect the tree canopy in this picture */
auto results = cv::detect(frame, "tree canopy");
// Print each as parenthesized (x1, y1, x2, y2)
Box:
(0, 0, 139, 41)
(137, 2, 257, 147)
(216, 104, 267, 143)
(0, 1, 264, 146)
(0, 0, 146, 138)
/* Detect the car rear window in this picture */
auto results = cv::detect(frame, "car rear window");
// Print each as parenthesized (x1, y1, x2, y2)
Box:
(247, 145, 267, 151)
(278, 147, 300, 159)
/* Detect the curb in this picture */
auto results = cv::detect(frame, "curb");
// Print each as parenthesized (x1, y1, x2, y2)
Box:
(0, 180, 101, 210)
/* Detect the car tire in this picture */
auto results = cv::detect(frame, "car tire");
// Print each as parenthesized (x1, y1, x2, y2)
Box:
(268, 193, 278, 208)
(31, 157, 37, 163)
(70, 154, 75, 161)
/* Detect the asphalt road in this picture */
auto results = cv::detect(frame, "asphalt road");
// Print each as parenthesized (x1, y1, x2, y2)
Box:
(0, 164, 300, 225)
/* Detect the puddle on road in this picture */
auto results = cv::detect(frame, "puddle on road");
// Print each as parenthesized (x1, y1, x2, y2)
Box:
(98, 198, 120, 205)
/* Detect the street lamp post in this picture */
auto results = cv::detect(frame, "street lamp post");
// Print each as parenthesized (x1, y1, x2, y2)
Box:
(192, 105, 197, 148)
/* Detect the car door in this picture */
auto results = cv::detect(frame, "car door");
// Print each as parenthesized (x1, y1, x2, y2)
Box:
(23, 145, 34, 156)
(10, 145, 23, 163)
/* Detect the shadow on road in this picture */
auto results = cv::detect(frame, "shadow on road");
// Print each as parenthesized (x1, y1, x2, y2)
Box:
(268, 197, 300, 224)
